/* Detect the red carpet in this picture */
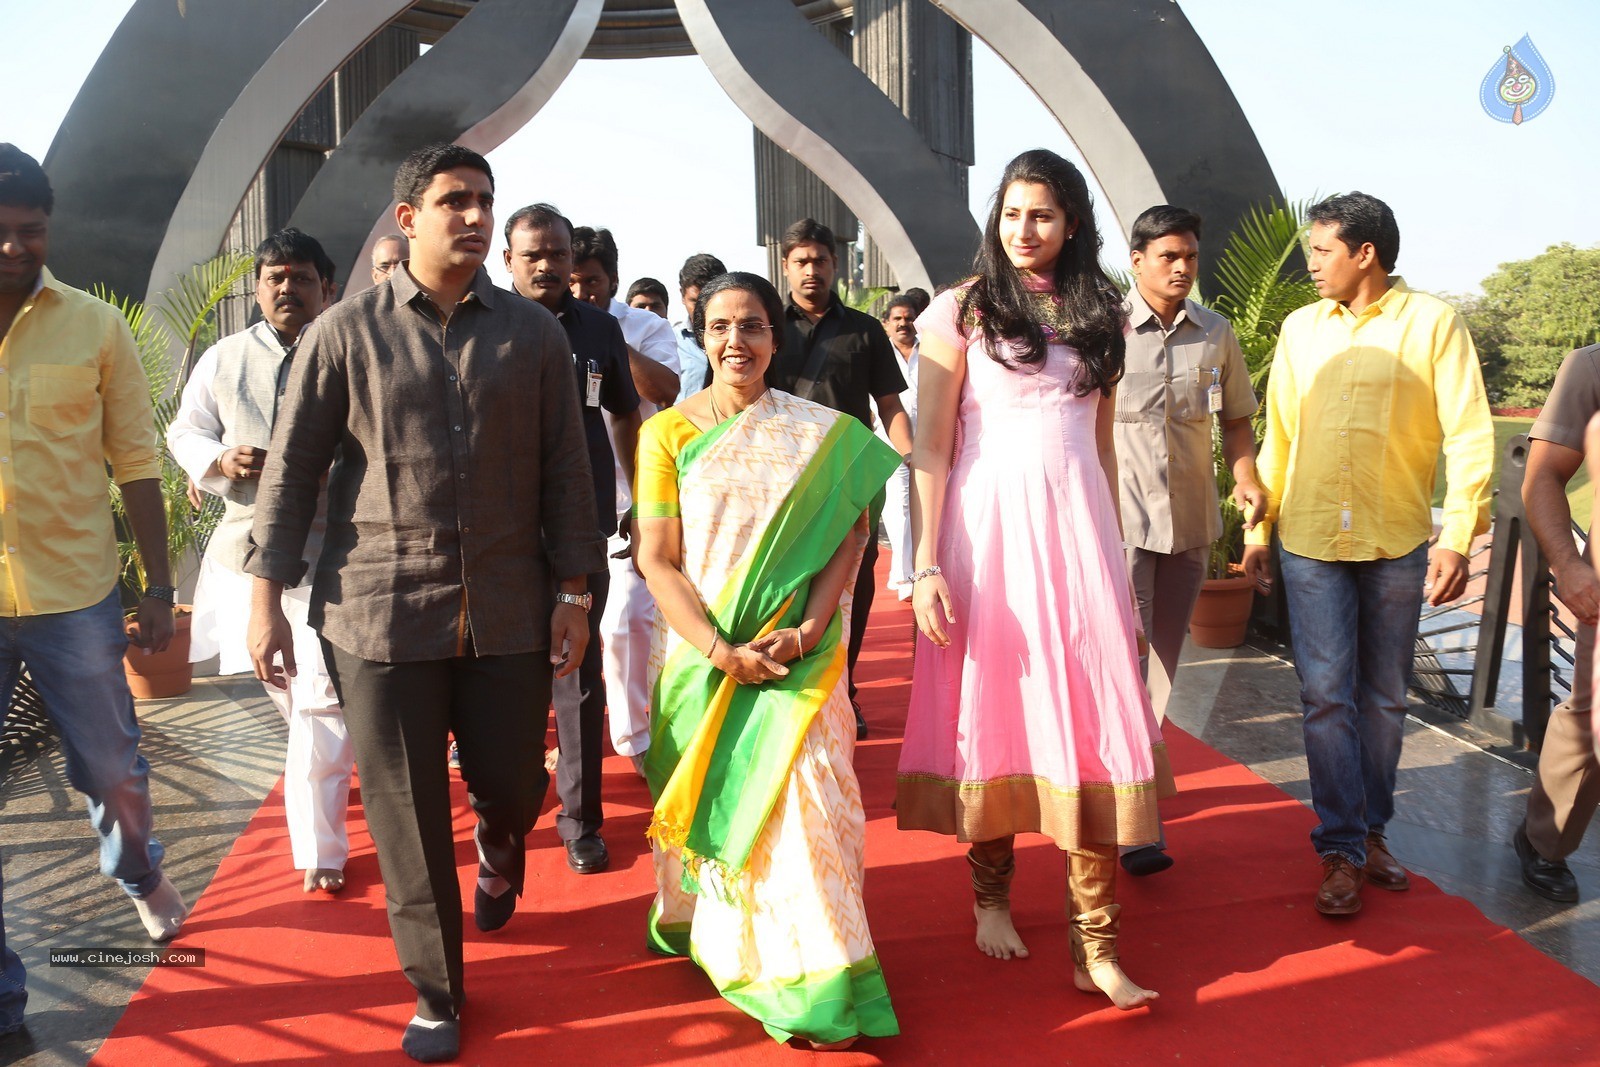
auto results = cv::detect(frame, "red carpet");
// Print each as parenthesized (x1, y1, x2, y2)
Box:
(95, 574, 1600, 1065)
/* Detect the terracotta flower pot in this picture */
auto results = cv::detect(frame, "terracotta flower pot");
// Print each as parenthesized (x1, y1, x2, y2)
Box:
(1188, 572, 1255, 649)
(124, 608, 194, 699)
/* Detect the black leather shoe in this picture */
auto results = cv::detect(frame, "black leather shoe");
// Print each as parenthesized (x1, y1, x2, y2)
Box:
(851, 700, 869, 741)
(1120, 845, 1174, 877)
(474, 884, 516, 932)
(1514, 825, 1579, 903)
(566, 834, 609, 874)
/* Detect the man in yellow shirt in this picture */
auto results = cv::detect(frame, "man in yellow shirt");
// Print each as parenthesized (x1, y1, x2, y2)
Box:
(1242, 192, 1493, 918)
(0, 145, 188, 1037)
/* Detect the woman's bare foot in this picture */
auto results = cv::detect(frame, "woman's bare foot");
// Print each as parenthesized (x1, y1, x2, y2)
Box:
(1080, 962, 1158, 1010)
(973, 902, 1029, 959)
(807, 1037, 858, 1051)
(303, 868, 345, 893)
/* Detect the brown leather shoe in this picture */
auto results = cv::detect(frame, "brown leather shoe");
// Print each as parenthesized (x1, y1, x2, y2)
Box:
(1315, 854, 1363, 915)
(1363, 832, 1410, 891)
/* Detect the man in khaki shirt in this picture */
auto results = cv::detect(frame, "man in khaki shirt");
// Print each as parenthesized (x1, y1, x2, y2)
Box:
(1514, 343, 1600, 903)
(1114, 205, 1264, 876)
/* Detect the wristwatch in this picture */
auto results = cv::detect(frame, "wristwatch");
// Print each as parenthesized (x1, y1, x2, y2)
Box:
(142, 585, 177, 605)
(556, 592, 593, 612)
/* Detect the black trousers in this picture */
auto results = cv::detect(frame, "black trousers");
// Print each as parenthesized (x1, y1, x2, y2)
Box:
(847, 537, 879, 703)
(323, 641, 553, 1021)
(552, 569, 609, 841)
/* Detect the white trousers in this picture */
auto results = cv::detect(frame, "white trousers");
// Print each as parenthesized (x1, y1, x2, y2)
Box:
(264, 679, 354, 871)
(881, 461, 913, 599)
(601, 534, 654, 758)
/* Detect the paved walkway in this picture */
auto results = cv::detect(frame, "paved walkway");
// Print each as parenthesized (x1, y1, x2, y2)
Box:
(2, 639, 1597, 1065)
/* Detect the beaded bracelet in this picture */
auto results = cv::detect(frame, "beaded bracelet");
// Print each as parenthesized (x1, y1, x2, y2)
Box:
(909, 565, 943, 583)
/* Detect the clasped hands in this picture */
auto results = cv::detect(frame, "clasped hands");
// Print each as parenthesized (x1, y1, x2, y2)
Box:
(711, 626, 805, 685)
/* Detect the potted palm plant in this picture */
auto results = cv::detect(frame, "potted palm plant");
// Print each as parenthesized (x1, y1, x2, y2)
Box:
(96, 251, 254, 697)
(1187, 199, 1319, 648)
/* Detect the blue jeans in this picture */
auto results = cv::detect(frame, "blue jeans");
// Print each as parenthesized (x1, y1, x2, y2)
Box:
(0, 588, 166, 1028)
(1280, 543, 1428, 867)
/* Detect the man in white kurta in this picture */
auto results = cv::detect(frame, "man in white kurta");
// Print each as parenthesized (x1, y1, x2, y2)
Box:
(875, 295, 920, 601)
(167, 228, 353, 892)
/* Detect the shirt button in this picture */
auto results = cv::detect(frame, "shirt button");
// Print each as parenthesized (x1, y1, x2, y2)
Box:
(1342, 465, 1350, 472)
(1, 457, 8, 464)
(0, 411, 7, 418)
(449, 375, 458, 382)
(1341, 395, 1349, 401)
(1346, 359, 1353, 365)
(453, 425, 462, 432)
(458, 473, 466, 479)
(463, 526, 471, 533)
(5, 546, 13, 553)
(1339, 431, 1347, 438)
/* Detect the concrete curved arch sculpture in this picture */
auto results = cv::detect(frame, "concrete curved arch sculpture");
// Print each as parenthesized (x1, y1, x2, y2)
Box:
(286, 0, 602, 290)
(145, 0, 417, 307)
(679, 0, 979, 293)
(44, 0, 1279, 306)
(43, 0, 322, 298)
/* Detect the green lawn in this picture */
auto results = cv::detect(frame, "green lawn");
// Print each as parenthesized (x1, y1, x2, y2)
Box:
(1430, 415, 1591, 531)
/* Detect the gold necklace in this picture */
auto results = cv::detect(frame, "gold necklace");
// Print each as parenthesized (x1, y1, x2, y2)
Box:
(710, 387, 766, 424)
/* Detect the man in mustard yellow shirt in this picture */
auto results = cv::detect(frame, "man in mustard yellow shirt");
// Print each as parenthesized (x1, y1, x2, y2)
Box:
(0, 146, 188, 1037)
(1242, 192, 1493, 918)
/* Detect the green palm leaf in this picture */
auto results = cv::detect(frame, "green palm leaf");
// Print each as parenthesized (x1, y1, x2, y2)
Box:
(158, 249, 254, 383)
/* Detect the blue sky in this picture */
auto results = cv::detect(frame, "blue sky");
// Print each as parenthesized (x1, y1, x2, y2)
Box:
(6, 1, 1596, 300)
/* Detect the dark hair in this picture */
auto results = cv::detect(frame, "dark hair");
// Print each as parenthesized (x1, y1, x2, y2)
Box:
(902, 287, 931, 315)
(963, 149, 1125, 395)
(626, 276, 669, 306)
(392, 142, 493, 208)
(570, 226, 619, 286)
(0, 144, 53, 215)
(780, 218, 836, 261)
(255, 227, 336, 281)
(691, 272, 786, 357)
(678, 252, 727, 293)
(503, 202, 570, 243)
(881, 294, 919, 319)
(1129, 205, 1203, 252)
(1308, 192, 1399, 272)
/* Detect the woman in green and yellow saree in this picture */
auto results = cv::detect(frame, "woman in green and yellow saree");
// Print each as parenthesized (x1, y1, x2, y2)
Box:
(634, 272, 902, 1050)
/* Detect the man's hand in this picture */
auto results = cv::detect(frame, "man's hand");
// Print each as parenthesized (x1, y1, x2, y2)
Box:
(127, 598, 175, 654)
(1424, 548, 1470, 607)
(248, 595, 296, 689)
(550, 603, 590, 679)
(1242, 543, 1273, 594)
(1233, 480, 1268, 531)
(219, 445, 267, 481)
(186, 477, 204, 512)
(1554, 558, 1600, 627)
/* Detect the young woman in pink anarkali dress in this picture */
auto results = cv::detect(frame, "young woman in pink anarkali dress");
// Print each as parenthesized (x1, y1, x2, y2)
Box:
(896, 149, 1175, 1010)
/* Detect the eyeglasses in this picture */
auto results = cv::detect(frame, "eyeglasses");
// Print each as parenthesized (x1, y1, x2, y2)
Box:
(705, 320, 774, 340)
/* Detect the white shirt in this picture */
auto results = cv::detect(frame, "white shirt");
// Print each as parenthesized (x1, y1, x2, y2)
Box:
(871, 341, 919, 442)
(606, 298, 681, 512)
(673, 317, 710, 403)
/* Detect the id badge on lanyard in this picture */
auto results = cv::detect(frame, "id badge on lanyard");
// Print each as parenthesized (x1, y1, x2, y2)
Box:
(1203, 366, 1222, 414)
(578, 356, 602, 408)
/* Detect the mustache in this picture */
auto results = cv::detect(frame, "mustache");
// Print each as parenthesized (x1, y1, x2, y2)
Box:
(274, 296, 303, 309)
(529, 272, 563, 287)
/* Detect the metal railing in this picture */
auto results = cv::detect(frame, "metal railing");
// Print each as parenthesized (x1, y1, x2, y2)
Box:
(1410, 433, 1579, 752)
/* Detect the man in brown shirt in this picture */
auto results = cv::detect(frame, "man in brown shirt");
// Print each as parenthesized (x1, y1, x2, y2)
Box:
(1513, 343, 1600, 904)
(1114, 205, 1264, 876)
(246, 143, 604, 1063)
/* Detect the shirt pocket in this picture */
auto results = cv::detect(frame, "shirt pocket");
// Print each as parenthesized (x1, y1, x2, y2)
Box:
(28, 364, 100, 439)
(1114, 370, 1167, 422)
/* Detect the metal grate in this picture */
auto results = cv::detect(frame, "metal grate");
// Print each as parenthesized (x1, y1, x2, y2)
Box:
(0, 668, 56, 786)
